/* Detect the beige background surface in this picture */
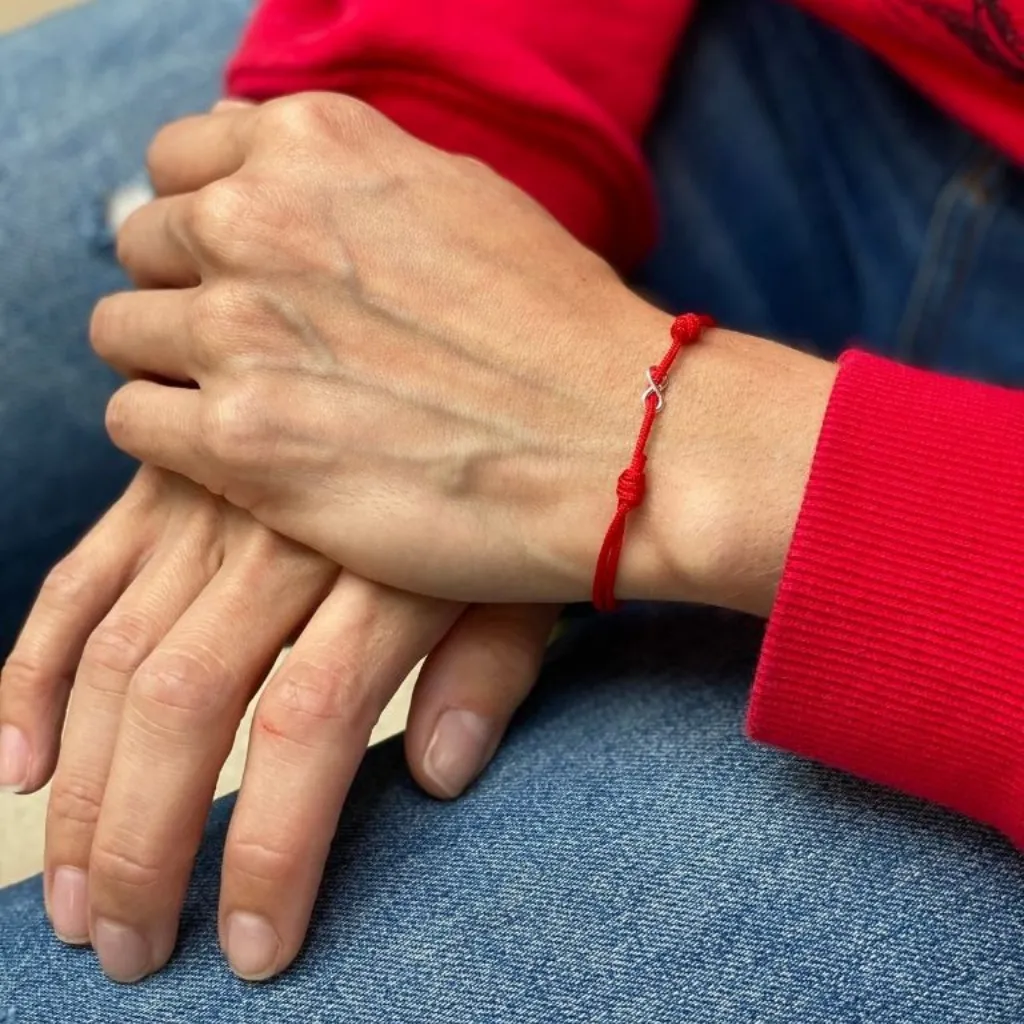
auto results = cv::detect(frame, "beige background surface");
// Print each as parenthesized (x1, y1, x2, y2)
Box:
(0, 0, 83, 32)
(0, 0, 414, 888)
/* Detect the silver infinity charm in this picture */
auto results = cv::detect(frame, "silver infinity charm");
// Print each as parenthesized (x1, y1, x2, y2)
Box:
(642, 367, 665, 412)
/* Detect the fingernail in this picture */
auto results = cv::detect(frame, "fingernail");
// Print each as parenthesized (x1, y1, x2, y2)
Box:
(0, 725, 30, 793)
(51, 867, 89, 944)
(226, 912, 281, 981)
(94, 918, 152, 983)
(424, 709, 499, 798)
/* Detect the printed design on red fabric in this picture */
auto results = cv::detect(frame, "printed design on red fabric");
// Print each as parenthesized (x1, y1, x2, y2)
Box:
(902, 0, 1024, 81)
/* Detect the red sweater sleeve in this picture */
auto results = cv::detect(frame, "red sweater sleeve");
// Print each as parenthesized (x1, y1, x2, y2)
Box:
(226, 0, 696, 269)
(750, 351, 1024, 847)
(228, 2, 1024, 847)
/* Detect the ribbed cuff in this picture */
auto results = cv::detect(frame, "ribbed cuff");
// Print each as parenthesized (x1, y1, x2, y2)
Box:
(749, 350, 1024, 847)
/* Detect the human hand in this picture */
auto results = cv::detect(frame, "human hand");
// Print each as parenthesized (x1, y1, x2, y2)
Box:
(91, 93, 695, 606)
(0, 467, 559, 982)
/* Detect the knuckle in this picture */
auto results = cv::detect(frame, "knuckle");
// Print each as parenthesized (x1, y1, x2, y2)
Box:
(256, 660, 370, 749)
(260, 93, 380, 148)
(186, 180, 254, 258)
(131, 651, 229, 727)
(90, 840, 163, 893)
(82, 614, 157, 680)
(39, 556, 92, 609)
(187, 180, 289, 266)
(0, 653, 45, 698)
(199, 387, 266, 467)
(233, 521, 291, 568)
(231, 528, 323, 592)
(48, 775, 104, 830)
(187, 283, 244, 352)
(228, 834, 299, 887)
(258, 93, 335, 140)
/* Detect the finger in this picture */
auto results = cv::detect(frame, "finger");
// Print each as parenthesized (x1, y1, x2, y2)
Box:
(88, 537, 334, 983)
(45, 517, 219, 945)
(406, 604, 562, 799)
(117, 195, 198, 288)
(219, 578, 461, 981)
(146, 107, 253, 197)
(0, 473, 162, 796)
(105, 381, 205, 484)
(91, 290, 195, 383)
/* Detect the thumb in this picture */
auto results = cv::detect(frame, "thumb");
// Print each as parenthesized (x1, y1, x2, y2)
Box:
(405, 603, 562, 799)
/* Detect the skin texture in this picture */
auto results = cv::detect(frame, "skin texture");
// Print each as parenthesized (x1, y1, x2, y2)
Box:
(0, 100, 559, 984)
(0, 465, 558, 983)
(96, 94, 837, 612)
(2, 91, 838, 988)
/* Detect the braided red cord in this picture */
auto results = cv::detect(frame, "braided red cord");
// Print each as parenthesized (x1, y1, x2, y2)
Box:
(592, 312, 714, 612)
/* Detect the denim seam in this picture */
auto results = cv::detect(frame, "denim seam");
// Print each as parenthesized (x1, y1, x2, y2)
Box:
(895, 148, 1004, 363)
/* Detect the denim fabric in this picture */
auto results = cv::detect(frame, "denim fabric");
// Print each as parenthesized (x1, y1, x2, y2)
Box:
(641, 0, 1024, 383)
(0, 0, 253, 658)
(3, 0, 1024, 1020)
(5, 610, 1024, 1023)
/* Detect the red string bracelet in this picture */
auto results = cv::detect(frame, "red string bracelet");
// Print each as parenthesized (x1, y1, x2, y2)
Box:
(592, 312, 714, 612)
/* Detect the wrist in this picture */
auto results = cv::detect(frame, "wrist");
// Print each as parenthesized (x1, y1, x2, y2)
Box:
(616, 320, 837, 616)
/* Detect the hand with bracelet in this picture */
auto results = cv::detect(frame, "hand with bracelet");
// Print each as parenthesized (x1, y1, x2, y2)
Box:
(96, 93, 837, 617)
(9, 0, 1024, 1009)
(8, 90, 834, 987)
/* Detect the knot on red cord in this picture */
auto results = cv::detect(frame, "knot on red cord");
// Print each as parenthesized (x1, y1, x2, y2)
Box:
(671, 312, 714, 346)
(592, 312, 713, 613)
(616, 464, 646, 509)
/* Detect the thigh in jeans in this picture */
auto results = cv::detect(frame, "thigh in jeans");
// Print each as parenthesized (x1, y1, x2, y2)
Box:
(5, 609, 1024, 1023)
(0, 0, 252, 658)
(639, 0, 1024, 384)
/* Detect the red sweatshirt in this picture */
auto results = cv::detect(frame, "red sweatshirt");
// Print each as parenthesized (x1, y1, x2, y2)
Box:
(227, 2, 1024, 848)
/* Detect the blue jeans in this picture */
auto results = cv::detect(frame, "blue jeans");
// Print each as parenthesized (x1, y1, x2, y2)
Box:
(3, 0, 1024, 1020)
